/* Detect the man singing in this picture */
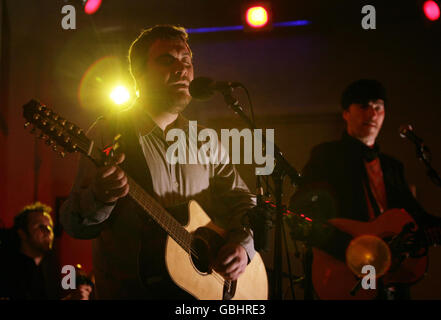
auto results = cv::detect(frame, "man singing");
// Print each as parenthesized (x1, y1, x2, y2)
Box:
(60, 25, 257, 299)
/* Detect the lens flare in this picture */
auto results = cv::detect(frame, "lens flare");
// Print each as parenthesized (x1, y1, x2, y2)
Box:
(423, 1, 441, 21)
(110, 86, 130, 105)
(84, 0, 102, 15)
(346, 234, 391, 278)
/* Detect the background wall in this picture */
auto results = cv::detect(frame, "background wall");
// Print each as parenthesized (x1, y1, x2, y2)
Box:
(1, 0, 440, 299)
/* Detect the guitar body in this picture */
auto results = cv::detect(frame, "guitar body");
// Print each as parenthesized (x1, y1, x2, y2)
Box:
(312, 208, 428, 300)
(138, 200, 268, 300)
(165, 201, 268, 300)
(137, 205, 195, 300)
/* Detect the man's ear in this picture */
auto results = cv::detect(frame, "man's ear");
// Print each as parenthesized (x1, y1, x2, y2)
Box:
(342, 109, 349, 122)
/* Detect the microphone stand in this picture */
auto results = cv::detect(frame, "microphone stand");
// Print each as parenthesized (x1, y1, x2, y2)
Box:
(414, 143, 441, 188)
(221, 88, 302, 299)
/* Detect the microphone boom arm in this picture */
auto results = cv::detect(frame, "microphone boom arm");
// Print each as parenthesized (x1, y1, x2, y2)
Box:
(401, 125, 441, 189)
(220, 87, 302, 299)
(221, 88, 302, 186)
(415, 144, 441, 189)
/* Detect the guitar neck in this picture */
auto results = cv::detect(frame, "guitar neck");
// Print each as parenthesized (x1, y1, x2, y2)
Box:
(21, 100, 194, 253)
(126, 176, 192, 252)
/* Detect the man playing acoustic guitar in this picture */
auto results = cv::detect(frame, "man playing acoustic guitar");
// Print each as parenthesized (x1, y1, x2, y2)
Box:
(290, 79, 440, 300)
(60, 25, 260, 299)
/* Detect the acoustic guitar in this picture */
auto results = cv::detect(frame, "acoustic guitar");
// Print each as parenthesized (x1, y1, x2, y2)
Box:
(23, 99, 268, 300)
(285, 207, 440, 300)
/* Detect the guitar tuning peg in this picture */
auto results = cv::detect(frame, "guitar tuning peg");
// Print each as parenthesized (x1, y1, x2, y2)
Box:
(60, 151, 66, 158)
(52, 145, 58, 152)
(114, 142, 120, 151)
(39, 133, 47, 140)
(68, 124, 75, 131)
(114, 134, 122, 141)
(24, 122, 31, 128)
(45, 139, 54, 146)
(53, 114, 59, 121)
(33, 114, 40, 120)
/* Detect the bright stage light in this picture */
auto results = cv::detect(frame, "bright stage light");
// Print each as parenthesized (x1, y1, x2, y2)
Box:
(423, 1, 440, 21)
(84, 0, 102, 15)
(246, 6, 269, 28)
(110, 86, 130, 105)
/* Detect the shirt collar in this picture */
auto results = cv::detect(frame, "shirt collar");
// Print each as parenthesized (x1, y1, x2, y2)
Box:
(342, 131, 380, 162)
(130, 103, 190, 138)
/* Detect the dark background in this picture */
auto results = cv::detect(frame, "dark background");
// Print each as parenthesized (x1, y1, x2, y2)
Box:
(0, 0, 440, 299)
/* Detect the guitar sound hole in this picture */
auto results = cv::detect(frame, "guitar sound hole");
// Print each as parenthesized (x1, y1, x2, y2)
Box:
(190, 227, 225, 275)
(191, 237, 211, 274)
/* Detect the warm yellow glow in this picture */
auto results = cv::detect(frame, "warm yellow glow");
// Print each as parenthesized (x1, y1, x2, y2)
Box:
(346, 235, 391, 278)
(246, 6, 269, 28)
(110, 86, 130, 105)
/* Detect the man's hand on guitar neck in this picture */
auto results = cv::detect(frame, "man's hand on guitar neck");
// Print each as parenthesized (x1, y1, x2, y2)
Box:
(92, 153, 130, 204)
(212, 243, 248, 281)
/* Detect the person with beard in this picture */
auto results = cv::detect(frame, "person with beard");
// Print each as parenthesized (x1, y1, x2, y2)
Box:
(0, 202, 92, 300)
(60, 25, 256, 299)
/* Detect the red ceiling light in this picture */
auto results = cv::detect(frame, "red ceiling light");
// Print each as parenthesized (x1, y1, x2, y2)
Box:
(246, 6, 269, 28)
(423, 1, 440, 21)
(84, 0, 102, 15)
(242, 2, 272, 32)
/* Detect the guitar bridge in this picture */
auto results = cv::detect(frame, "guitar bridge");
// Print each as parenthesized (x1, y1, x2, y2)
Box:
(223, 280, 237, 300)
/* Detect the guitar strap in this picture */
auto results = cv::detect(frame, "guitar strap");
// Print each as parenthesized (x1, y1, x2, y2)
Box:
(108, 109, 154, 196)
(106, 111, 178, 294)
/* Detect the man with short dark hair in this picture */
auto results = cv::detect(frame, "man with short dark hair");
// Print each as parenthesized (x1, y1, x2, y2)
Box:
(60, 25, 257, 299)
(0, 202, 92, 300)
(290, 79, 440, 299)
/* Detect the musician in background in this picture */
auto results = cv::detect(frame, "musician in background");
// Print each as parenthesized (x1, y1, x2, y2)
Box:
(290, 79, 440, 299)
(0, 202, 92, 300)
(60, 25, 256, 299)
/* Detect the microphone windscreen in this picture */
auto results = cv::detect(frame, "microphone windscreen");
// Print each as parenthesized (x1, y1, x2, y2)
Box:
(399, 124, 413, 138)
(189, 77, 215, 100)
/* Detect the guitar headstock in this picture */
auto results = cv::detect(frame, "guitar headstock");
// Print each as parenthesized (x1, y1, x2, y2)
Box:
(22, 99, 91, 158)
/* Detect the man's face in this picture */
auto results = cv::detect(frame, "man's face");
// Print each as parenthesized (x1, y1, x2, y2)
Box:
(343, 99, 385, 145)
(139, 38, 194, 113)
(24, 211, 54, 254)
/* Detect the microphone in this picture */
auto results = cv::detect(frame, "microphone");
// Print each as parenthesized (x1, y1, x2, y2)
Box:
(399, 124, 423, 145)
(189, 77, 242, 100)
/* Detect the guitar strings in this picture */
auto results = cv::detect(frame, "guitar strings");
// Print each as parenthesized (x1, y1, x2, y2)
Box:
(75, 139, 231, 290)
(129, 182, 231, 290)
